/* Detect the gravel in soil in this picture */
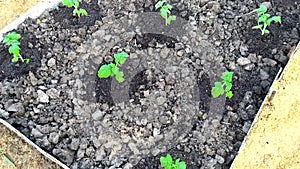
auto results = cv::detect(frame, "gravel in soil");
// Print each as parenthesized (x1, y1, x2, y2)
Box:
(0, 0, 299, 168)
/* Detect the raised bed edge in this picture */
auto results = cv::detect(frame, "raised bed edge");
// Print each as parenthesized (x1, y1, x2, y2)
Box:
(229, 41, 300, 169)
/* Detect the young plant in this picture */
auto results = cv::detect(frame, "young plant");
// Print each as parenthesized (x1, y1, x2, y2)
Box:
(252, 5, 281, 35)
(155, 0, 176, 25)
(160, 154, 186, 169)
(98, 52, 129, 83)
(211, 71, 234, 99)
(0, 149, 16, 168)
(3, 32, 30, 63)
(62, 0, 88, 17)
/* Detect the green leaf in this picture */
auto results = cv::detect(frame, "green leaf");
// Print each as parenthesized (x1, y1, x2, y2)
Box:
(78, 8, 88, 16)
(25, 59, 31, 64)
(226, 91, 233, 98)
(211, 82, 224, 98)
(62, 0, 74, 8)
(114, 52, 129, 65)
(160, 154, 173, 169)
(160, 8, 169, 19)
(11, 57, 19, 63)
(221, 71, 233, 83)
(178, 161, 187, 169)
(111, 64, 119, 75)
(267, 16, 281, 25)
(9, 44, 20, 57)
(115, 71, 125, 83)
(73, 0, 79, 8)
(263, 29, 270, 35)
(155, 0, 166, 10)
(258, 5, 267, 15)
(225, 83, 232, 92)
(167, 15, 176, 25)
(98, 64, 113, 78)
(165, 4, 173, 10)
(6, 32, 21, 41)
(3, 155, 16, 168)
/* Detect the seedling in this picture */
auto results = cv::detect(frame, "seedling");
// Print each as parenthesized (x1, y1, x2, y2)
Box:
(160, 154, 186, 169)
(211, 71, 234, 99)
(252, 5, 281, 35)
(0, 149, 16, 168)
(3, 32, 30, 63)
(98, 52, 129, 83)
(155, 0, 176, 25)
(62, 0, 88, 17)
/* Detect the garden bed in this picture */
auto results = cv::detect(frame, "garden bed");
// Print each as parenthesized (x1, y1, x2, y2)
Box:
(0, 0, 299, 168)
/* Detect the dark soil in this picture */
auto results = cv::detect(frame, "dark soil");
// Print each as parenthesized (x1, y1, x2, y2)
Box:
(0, 0, 299, 169)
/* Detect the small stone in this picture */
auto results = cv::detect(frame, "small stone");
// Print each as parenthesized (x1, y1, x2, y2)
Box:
(29, 71, 38, 86)
(92, 30, 105, 38)
(166, 74, 176, 85)
(244, 64, 255, 71)
(215, 154, 225, 164)
(259, 69, 269, 80)
(159, 115, 169, 125)
(239, 44, 248, 56)
(92, 109, 105, 121)
(48, 132, 60, 144)
(237, 57, 251, 66)
(161, 48, 170, 59)
(47, 58, 56, 67)
(242, 121, 251, 133)
(52, 148, 74, 165)
(69, 138, 80, 150)
(104, 55, 113, 62)
(177, 50, 184, 57)
(157, 97, 166, 105)
(0, 108, 9, 119)
(128, 142, 140, 155)
(70, 36, 81, 43)
(31, 128, 43, 138)
(7, 103, 24, 113)
(46, 88, 59, 99)
(262, 58, 277, 66)
(37, 90, 49, 103)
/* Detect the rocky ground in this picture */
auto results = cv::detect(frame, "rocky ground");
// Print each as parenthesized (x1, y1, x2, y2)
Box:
(0, 0, 299, 168)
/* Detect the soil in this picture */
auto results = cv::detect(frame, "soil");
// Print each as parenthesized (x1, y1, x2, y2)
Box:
(0, 122, 61, 169)
(231, 45, 300, 169)
(0, 0, 299, 169)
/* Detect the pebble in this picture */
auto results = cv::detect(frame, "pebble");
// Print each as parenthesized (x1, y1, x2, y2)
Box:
(47, 58, 56, 67)
(37, 90, 49, 103)
(237, 57, 251, 66)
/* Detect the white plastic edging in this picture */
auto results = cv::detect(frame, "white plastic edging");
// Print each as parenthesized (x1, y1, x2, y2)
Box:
(229, 42, 300, 169)
(0, 0, 61, 41)
(0, 119, 70, 169)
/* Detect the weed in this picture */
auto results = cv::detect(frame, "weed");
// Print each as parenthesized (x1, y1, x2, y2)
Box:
(62, 0, 88, 17)
(160, 154, 186, 169)
(211, 71, 234, 99)
(98, 52, 129, 83)
(252, 5, 281, 35)
(3, 32, 30, 63)
(155, 0, 176, 25)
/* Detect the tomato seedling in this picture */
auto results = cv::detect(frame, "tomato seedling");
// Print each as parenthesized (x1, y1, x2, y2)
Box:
(155, 0, 176, 25)
(3, 32, 30, 63)
(98, 52, 129, 83)
(252, 5, 281, 35)
(211, 71, 234, 99)
(62, 0, 88, 17)
(160, 154, 186, 169)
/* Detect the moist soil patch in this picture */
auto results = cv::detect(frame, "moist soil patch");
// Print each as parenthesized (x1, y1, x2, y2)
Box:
(0, 0, 299, 168)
